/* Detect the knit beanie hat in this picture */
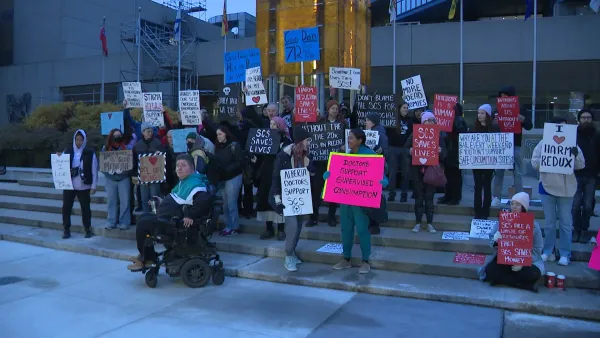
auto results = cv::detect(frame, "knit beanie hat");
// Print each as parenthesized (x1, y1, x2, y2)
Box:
(326, 99, 339, 112)
(478, 104, 492, 116)
(186, 132, 197, 140)
(420, 111, 435, 124)
(292, 127, 311, 144)
(511, 192, 530, 212)
(366, 113, 380, 126)
(141, 122, 154, 132)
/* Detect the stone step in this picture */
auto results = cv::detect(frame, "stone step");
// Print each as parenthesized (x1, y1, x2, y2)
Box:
(0, 182, 108, 204)
(1, 223, 597, 321)
(18, 178, 107, 192)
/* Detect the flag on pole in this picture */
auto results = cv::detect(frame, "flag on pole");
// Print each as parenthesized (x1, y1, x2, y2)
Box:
(99, 21, 108, 57)
(448, 0, 458, 20)
(174, 8, 181, 41)
(591, 0, 600, 13)
(389, 0, 397, 23)
(222, 0, 229, 36)
(525, 0, 533, 20)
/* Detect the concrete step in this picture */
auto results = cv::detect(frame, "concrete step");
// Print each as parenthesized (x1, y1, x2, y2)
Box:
(18, 178, 107, 192)
(0, 222, 598, 322)
(0, 182, 108, 204)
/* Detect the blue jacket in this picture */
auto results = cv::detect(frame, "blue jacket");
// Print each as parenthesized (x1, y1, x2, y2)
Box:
(124, 108, 158, 141)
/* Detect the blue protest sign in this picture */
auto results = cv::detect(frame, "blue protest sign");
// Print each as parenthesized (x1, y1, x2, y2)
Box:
(101, 111, 124, 135)
(284, 27, 320, 63)
(224, 48, 262, 84)
(172, 128, 197, 153)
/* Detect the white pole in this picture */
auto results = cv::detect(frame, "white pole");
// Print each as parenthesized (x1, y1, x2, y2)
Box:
(532, 0, 537, 127)
(301, 62, 305, 86)
(459, 0, 463, 103)
(392, 16, 396, 95)
(178, 4, 181, 101)
(101, 17, 106, 103)
(137, 7, 141, 82)
(224, 31, 227, 85)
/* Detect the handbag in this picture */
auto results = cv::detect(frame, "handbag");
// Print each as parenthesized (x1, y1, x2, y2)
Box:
(362, 195, 388, 223)
(423, 164, 447, 187)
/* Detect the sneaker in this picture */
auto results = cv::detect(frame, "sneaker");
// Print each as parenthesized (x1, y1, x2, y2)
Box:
(127, 259, 154, 272)
(105, 224, 117, 230)
(541, 253, 556, 262)
(62, 230, 71, 239)
(426, 224, 437, 233)
(305, 219, 318, 227)
(558, 256, 570, 266)
(118, 224, 130, 231)
(333, 259, 352, 270)
(491, 197, 501, 207)
(84, 230, 94, 238)
(358, 262, 371, 274)
(292, 254, 303, 264)
(369, 225, 381, 235)
(328, 218, 337, 227)
(400, 193, 408, 203)
(437, 196, 449, 204)
(277, 231, 286, 241)
(387, 193, 396, 202)
(591, 236, 597, 245)
(220, 228, 238, 237)
(260, 230, 274, 240)
(284, 256, 297, 272)
(412, 224, 421, 233)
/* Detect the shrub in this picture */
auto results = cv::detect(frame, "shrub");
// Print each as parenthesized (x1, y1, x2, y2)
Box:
(25, 102, 76, 131)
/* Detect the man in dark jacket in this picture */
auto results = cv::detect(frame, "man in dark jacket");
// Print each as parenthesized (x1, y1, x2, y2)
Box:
(492, 86, 533, 205)
(438, 103, 468, 205)
(386, 102, 413, 202)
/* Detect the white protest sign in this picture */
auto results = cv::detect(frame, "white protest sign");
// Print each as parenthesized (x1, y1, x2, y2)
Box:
(281, 168, 313, 216)
(329, 67, 361, 90)
(143, 92, 164, 127)
(540, 123, 577, 175)
(316, 243, 343, 254)
(442, 232, 470, 241)
(401, 75, 428, 109)
(345, 129, 379, 153)
(51, 154, 73, 190)
(245, 67, 268, 106)
(179, 90, 201, 126)
(459, 133, 514, 169)
(469, 219, 498, 240)
(122, 82, 143, 108)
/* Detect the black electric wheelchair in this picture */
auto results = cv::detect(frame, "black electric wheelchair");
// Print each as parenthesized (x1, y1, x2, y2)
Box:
(137, 191, 225, 289)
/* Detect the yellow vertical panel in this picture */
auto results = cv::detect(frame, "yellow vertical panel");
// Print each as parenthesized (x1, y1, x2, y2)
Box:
(256, 0, 271, 76)
(323, 0, 341, 81)
(275, 0, 317, 76)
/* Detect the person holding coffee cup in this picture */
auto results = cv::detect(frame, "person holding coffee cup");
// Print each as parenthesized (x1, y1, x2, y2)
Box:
(478, 192, 545, 292)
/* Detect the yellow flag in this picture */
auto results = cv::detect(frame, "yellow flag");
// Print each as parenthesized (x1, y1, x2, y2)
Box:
(448, 0, 458, 20)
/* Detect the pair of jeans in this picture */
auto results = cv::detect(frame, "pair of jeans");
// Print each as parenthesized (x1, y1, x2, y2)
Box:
(340, 204, 371, 261)
(105, 178, 131, 227)
(219, 174, 243, 230)
(541, 193, 573, 258)
(443, 166, 462, 201)
(493, 146, 522, 197)
(484, 258, 541, 289)
(473, 169, 494, 219)
(136, 215, 169, 261)
(285, 215, 304, 256)
(62, 189, 91, 230)
(140, 183, 162, 214)
(311, 161, 337, 221)
(572, 176, 596, 233)
(386, 146, 409, 196)
(413, 175, 436, 224)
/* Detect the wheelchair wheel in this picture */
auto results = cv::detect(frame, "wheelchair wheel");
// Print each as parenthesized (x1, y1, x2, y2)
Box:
(212, 268, 225, 286)
(145, 269, 158, 288)
(181, 258, 211, 288)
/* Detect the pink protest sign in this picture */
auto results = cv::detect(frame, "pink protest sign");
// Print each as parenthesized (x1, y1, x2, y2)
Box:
(589, 231, 600, 271)
(322, 152, 385, 208)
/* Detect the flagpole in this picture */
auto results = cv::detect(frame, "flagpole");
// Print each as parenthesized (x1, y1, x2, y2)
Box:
(101, 17, 106, 103)
(392, 1, 396, 95)
(137, 7, 141, 82)
(224, 32, 227, 86)
(178, 3, 181, 98)
(459, 0, 463, 103)
(532, 0, 537, 127)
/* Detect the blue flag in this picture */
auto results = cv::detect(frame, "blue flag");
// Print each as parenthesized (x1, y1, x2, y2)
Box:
(524, 0, 533, 20)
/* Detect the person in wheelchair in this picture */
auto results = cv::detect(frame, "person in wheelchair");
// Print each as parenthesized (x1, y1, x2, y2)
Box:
(127, 154, 213, 271)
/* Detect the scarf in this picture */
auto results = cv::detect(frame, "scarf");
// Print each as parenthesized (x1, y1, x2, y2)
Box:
(170, 172, 208, 205)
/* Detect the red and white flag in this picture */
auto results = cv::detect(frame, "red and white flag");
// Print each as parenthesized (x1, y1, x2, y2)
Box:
(100, 23, 108, 57)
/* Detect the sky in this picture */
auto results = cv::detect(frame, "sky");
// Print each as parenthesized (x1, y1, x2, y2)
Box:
(154, 0, 256, 20)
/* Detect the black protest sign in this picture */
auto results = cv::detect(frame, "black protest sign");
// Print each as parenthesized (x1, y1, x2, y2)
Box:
(246, 128, 281, 155)
(356, 93, 397, 127)
(218, 85, 241, 123)
(301, 123, 344, 161)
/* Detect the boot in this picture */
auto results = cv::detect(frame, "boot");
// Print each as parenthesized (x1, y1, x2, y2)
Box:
(572, 230, 581, 243)
(387, 192, 396, 202)
(84, 228, 94, 238)
(62, 229, 71, 239)
(437, 196, 449, 204)
(260, 222, 275, 240)
(400, 193, 408, 203)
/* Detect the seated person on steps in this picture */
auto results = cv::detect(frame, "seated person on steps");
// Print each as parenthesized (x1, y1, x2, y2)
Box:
(128, 154, 212, 271)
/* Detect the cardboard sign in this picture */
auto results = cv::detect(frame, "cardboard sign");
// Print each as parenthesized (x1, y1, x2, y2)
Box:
(138, 153, 166, 184)
(433, 94, 457, 132)
(412, 124, 440, 166)
(588, 231, 600, 271)
(100, 111, 124, 135)
(345, 129, 379, 152)
(245, 67, 268, 106)
(301, 123, 344, 161)
(540, 123, 577, 175)
(281, 168, 313, 216)
(51, 154, 73, 190)
(122, 82, 142, 108)
(496, 96, 521, 133)
(284, 27, 320, 63)
(179, 90, 201, 126)
(401, 75, 427, 109)
(294, 86, 318, 123)
(245, 128, 281, 155)
(322, 153, 385, 208)
(218, 85, 240, 123)
(329, 67, 361, 90)
(453, 253, 487, 265)
(316, 243, 343, 254)
(172, 128, 197, 153)
(469, 219, 498, 240)
(143, 92, 164, 127)
(99, 150, 133, 173)
(459, 133, 514, 169)
(497, 212, 535, 266)
(224, 48, 261, 84)
(442, 232, 470, 241)
(356, 94, 397, 128)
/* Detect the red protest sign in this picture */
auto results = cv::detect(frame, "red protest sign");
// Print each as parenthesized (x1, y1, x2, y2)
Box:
(496, 96, 521, 134)
(497, 212, 535, 266)
(433, 94, 457, 132)
(412, 124, 440, 166)
(294, 86, 318, 123)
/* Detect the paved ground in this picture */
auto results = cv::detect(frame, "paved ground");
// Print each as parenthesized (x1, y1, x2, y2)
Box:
(1, 241, 600, 338)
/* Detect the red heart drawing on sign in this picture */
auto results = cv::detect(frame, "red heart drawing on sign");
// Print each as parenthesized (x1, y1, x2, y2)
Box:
(252, 96, 261, 104)
(108, 113, 112, 119)
(553, 136, 565, 145)
(148, 157, 158, 165)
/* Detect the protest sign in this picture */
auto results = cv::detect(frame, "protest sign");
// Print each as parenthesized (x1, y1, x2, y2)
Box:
(496, 96, 521, 133)
(224, 48, 261, 84)
(433, 94, 457, 132)
(442, 232, 470, 241)
(401, 75, 427, 109)
(245, 128, 281, 155)
(99, 150, 133, 173)
(100, 111, 123, 135)
(322, 153, 385, 208)
(453, 253, 487, 265)
(284, 27, 320, 63)
(218, 85, 240, 123)
(459, 133, 514, 169)
(589, 231, 600, 271)
(356, 94, 397, 127)
(143, 92, 164, 127)
(497, 212, 535, 266)
(122, 82, 142, 108)
(540, 123, 577, 175)
(51, 154, 73, 190)
(345, 129, 379, 152)
(179, 90, 201, 126)
(329, 67, 361, 90)
(412, 124, 440, 166)
(245, 67, 268, 106)
(469, 219, 498, 240)
(138, 153, 166, 184)
(171, 128, 197, 153)
(301, 123, 344, 161)
(294, 86, 318, 123)
(316, 243, 343, 254)
(281, 168, 313, 216)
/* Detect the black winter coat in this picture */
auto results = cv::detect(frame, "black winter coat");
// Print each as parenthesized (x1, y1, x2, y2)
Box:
(214, 140, 244, 181)
(255, 136, 293, 212)
(443, 115, 468, 168)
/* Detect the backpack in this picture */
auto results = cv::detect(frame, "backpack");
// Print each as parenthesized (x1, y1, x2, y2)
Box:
(194, 149, 220, 186)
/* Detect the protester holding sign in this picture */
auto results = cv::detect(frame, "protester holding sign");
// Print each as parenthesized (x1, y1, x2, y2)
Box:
(531, 116, 585, 266)
(438, 103, 468, 205)
(134, 123, 165, 214)
(386, 102, 413, 202)
(280, 95, 294, 129)
(478, 192, 544, 292)
(365, 113, 388, 154)
(102, 129, 134, 230)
